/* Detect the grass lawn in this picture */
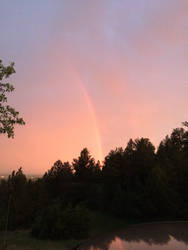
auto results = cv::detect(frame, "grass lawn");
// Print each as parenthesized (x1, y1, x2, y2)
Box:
(0, 230, 80, 250)
(0, 212, 128, 250)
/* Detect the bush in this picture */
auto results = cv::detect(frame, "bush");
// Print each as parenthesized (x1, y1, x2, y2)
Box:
(31, 203, 90, 240)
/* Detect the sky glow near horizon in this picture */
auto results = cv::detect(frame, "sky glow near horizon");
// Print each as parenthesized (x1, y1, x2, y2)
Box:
(0, 0, 188, 174)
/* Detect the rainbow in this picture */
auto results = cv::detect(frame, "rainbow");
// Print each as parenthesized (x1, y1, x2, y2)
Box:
(70, 65, 103, 163)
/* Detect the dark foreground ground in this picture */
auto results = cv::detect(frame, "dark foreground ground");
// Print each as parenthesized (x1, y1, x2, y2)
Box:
(0, 212, 126, 250)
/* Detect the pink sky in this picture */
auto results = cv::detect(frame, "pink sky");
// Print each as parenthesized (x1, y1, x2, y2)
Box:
(0, 0, 188, 174)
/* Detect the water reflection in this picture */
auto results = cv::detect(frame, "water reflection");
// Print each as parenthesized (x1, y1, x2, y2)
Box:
(79, 222, 188, 250)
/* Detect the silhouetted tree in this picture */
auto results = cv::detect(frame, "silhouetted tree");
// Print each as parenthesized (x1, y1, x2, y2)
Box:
(103, 147, 125, 178)
(73, 148, 97, 178)
(1, 122, 188, 239)
(44, 160, 73, 180)
(0, 60, 25, 137)
(43, 160, 73, 200)
(124, 138, 155, 183)
(1, 168, 33, 229)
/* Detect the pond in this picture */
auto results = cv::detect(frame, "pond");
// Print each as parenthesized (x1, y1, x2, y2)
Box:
(79, 222, 188, 250)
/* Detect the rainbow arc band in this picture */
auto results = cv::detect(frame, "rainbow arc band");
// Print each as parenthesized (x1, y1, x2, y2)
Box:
(70, 64, 103, 163)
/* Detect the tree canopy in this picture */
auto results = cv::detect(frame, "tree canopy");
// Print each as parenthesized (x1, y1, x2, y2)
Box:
(0, 59, 25, 138)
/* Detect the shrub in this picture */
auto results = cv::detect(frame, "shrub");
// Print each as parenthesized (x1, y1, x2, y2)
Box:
(31, 203, 90, 240)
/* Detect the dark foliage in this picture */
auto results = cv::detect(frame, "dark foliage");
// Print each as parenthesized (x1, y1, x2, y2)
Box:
(31, 203, 90, 240)
(0, 59, 25, 138)
(0, 122, 188, 239)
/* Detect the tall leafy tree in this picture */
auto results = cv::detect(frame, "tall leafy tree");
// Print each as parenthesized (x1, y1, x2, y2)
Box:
(124, 138, 155, 180)
(103, 147, 125, 178)
(0, 60, 25, 138)
(42, 160, 73, 201)
(73, 148, 96, 178)
(44, 160, 73, 180)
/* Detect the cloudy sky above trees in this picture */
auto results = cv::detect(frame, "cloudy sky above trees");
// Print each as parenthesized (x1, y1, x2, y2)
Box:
(0, 0, 188, 173)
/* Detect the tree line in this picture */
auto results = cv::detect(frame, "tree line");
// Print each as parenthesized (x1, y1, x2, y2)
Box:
(0, 122, 188, 240)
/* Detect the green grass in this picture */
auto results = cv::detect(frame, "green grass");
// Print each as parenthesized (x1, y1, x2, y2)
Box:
(0, 231, 81, 250)
(0, 212, 128, 250)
